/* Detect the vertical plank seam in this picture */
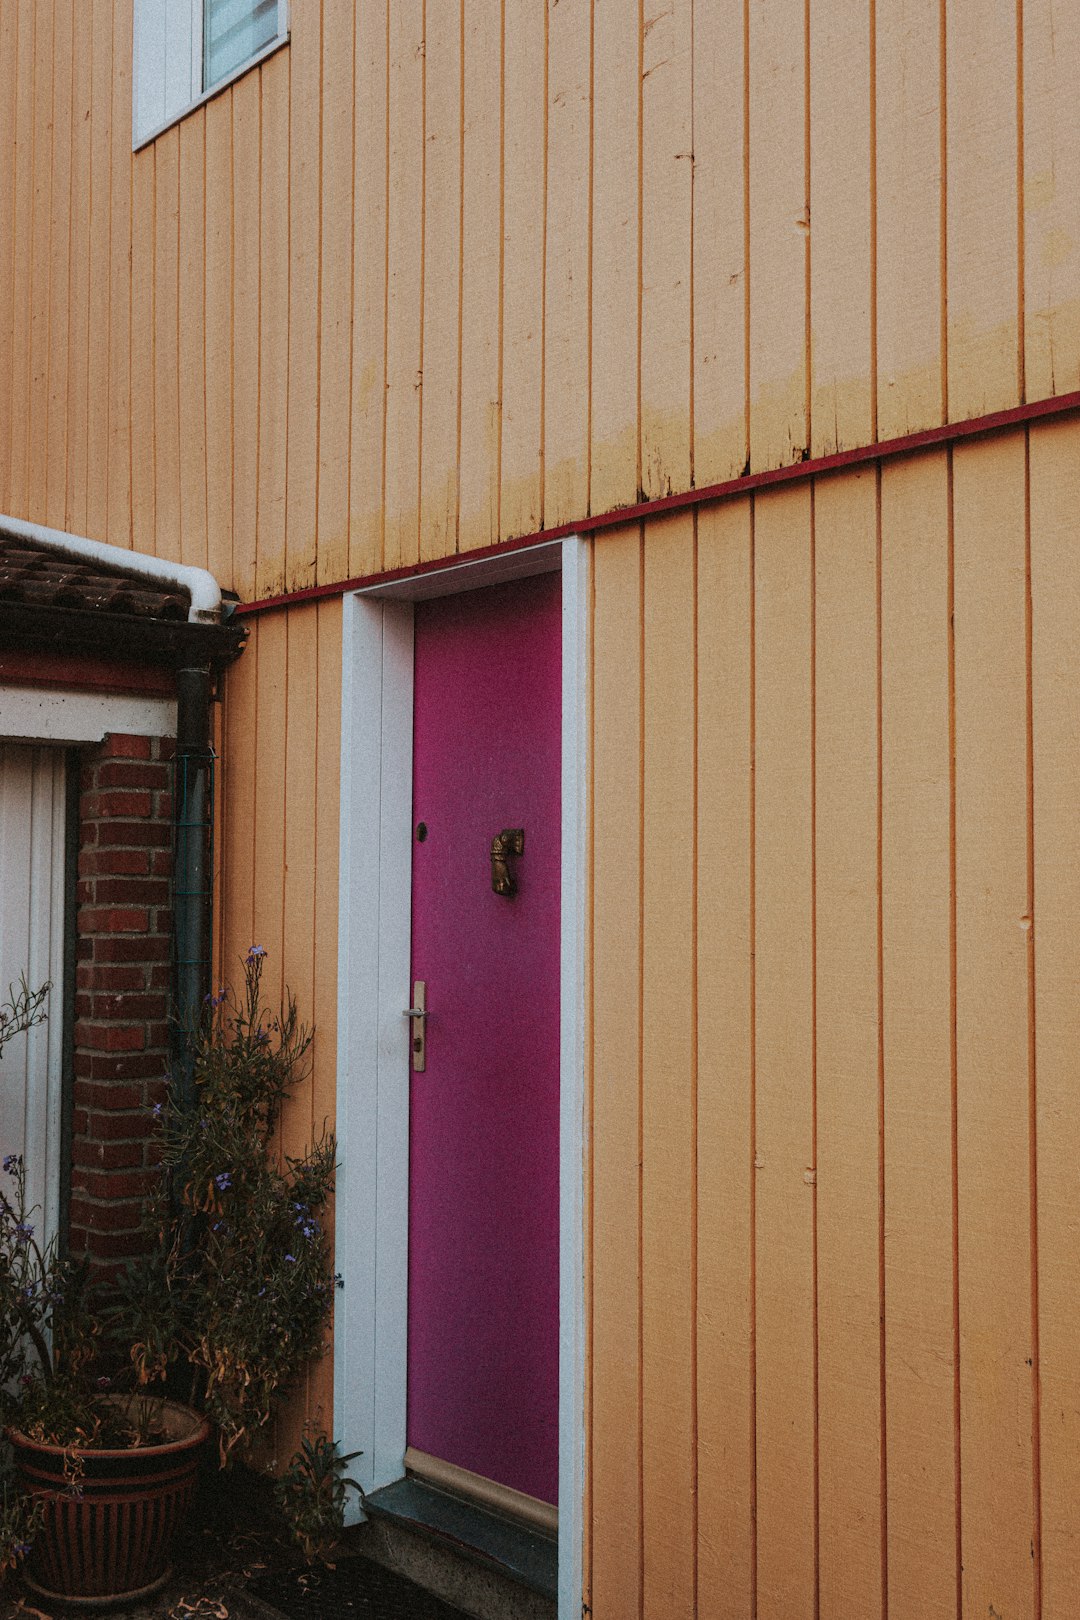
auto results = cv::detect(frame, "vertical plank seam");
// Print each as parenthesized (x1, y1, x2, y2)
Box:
(875, 460, 889, 1620)
(1023, 426, 1042, 1619)
(938, 0, 948, 423)
(868, 0, 878, 442)
(687, 0, 695, 488)
(281, 48, 292, 588)
(149, 138, 158, 554)
(414, 0, 426, 563)
(946, 443, 962, 1620)
(809, 479, 820, 1620)
(495, 0, 505, 541)
(2, 3, 20, 512)
(741, 0, 750, 474)
(538, 0, 549, 528)
(585, 0, 594, 514)
(748, 493, 758, 1620)
(690, 508, 699, 1618)
(635, 0, 643, 498)
(201, 107, 210, 568)
(42, 0, 57, 520)
(1016, 0, 1025, 402)
(803, 0, 811, 451)
(382, 1, 395, 576)
(343, 9, 358, 576)
(314, 1, 326, 574)
(173, 128, 183, 548)
(636, 521, 645, 1620)
(453, 0, 465, 553)
(65, 0, 80, 530)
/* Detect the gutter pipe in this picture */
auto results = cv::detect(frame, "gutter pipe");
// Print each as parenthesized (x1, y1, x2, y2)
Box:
(0, 512, 225, 1107)
(0, 513, 222, 625)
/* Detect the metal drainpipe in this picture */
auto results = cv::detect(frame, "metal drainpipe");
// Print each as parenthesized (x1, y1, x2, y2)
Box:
(174, 663, 213, 1109)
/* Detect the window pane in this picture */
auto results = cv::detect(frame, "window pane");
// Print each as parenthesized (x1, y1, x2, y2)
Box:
(204, 0, 278, 91)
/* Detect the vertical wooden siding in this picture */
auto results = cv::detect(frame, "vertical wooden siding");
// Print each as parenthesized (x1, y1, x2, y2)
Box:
(588, 423, 1080, 1619)
(5, 4, 1080, 595)
(216, 597, 342, 1456)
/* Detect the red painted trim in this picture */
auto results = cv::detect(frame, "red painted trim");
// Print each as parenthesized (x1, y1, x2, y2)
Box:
(0, 651, 175, 695)
(236, 389, 1080, 617)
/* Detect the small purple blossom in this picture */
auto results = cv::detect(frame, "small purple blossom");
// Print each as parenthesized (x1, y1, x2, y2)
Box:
(254, 1027, 270, 1047)
(284, 1254, 297, 1264)
(245, 944, 267, 963)
(204, 986, 227, 1009)
(152, 1101, 163, 1118)
(214, 1172, 232, 1192)
(2, 1153, 21, 1175)
(14, 1221, 33, 1246)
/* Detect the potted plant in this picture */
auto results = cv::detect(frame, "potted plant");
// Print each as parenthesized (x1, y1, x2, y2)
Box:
(0, 949, 340, 1607)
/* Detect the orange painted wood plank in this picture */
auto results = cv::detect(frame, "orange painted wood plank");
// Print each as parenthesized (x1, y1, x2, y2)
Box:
(153, 125, 181, 562)
(129, 143, 156, 555)
(1029, 416, 1080, 1613)
(879, 448, 957, 1618)
(0, 1, 18, 512)
(45, 0, 73, 531)
(220, 621, 258, 974)
(348, 0, 388, 578)
(26, 0, 54, 525)
(231, 71, 260, 600)
(84, 0, 112, 538)
(695, 496, 754, 1619)
(543, 0, 590, 527)
(7, 0, 36, 519)
(946, 0, 1021, 418)
(809, 0, 873, 454)
(748, 0, 808, 469)
(589, 524, 643, 1620)
(64, 0, 91, 535)
(107, 0, 132, 545)
(383, 0, 425, 571)
(417, 0, 461, 562)
(250, 610, 288, 996)
(256, 49, 290, 599)
(875, 0, 944, 438)
(281, 606, 318, 1166)
(753, 481, 815, 1620)
(952, 431, 1034, 1619)
(813, 467, 883, 1620)
(1023, 0, 1080, 399)
(499, 0, 544, 541)
(640, 0, 692, 500)
(204, 89, 234, 591)
(692, 0, 747, 488)
(178, 110, 208, 570)
(316, 1, 355, 585)
(588, 0, 638, 514)
(285, 0, 321, 593)
(458, 0, 503, 553)
(641, 509, 695, 1616)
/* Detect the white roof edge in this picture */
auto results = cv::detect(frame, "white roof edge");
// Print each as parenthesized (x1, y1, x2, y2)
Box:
(0, 513, 223, 625)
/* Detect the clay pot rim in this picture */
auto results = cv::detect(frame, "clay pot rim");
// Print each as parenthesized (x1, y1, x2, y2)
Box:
(6, 1394, 210, 1461)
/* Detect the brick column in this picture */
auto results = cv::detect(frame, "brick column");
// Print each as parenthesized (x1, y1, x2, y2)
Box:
(70, 732, 175, 1272)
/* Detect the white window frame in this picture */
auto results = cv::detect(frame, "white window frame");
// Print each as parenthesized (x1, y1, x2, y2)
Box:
(334, 537, 589, 1620)
(133, 0, 289, 150)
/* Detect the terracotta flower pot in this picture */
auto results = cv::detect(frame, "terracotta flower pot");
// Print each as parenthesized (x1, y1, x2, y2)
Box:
(8, 1396, 210, 1608)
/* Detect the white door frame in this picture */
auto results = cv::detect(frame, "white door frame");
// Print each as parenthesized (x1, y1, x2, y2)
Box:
(334, 537, 588, 1620)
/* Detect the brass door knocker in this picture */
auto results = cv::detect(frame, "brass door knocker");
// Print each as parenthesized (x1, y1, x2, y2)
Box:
(490, 828, 525, 896)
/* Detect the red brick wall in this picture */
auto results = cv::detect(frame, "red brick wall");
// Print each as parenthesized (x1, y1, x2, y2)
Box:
(70, 732, 175, 1271)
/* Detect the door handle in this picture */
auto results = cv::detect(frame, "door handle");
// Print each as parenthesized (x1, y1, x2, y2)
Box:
(403, 980, 426, 1072)
(490, 828, 525, 896)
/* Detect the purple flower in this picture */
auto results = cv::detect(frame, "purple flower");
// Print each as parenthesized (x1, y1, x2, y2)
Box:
(152, 1102, 163, 1118)
(284, 1254, 297, 1264)
(245, 945, 266, 963)
(214, 1172, 232, 1191)
(204, 986, 227, 1008)
(2, 1153, 21, 1175)
(15, 1221, 33, 1246)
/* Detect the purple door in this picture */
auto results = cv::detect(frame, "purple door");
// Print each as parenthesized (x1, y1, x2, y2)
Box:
(408, 571, 561, 1506)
